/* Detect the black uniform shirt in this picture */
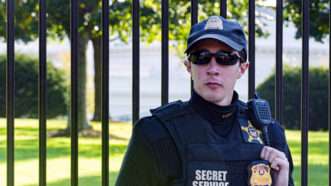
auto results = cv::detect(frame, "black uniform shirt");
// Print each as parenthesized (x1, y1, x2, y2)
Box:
(116, 91, 294, 186)
(189, 90, 238, 137)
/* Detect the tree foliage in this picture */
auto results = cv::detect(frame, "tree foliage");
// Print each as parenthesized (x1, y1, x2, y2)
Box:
(0, 0, 282, 45)
(0, 0, 328, 44)
(284, 0, 329, 42)
(0, 54, 68, 118)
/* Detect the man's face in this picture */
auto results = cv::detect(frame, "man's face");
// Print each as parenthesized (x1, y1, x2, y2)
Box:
(186, 39, 249, 106)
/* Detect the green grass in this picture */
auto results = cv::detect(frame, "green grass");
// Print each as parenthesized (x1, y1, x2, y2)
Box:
(0, 118, 132, 186)
(286, 130, 329, 186)
(0, 118, 329, 186)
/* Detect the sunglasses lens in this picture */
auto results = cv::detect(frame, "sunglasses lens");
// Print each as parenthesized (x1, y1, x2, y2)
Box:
(215, 52, 238, 65)
(189, 50, 211, 65)
(189, 50, 240, 65)
(197, 51, 212, 64)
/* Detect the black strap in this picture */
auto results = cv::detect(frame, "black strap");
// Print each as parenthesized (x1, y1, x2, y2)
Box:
(151, 101, 188, 181)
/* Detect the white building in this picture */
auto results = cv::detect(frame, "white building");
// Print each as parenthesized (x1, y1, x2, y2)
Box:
(0, 19, 328, 121)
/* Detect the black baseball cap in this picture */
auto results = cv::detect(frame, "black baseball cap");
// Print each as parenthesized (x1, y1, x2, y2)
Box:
(185, 16, 247, 61)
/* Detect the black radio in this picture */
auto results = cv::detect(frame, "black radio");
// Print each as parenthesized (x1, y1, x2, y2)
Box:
(247, 94, 273, 146)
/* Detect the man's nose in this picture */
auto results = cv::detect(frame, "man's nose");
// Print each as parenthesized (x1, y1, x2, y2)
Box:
(206, 57, 220, 75)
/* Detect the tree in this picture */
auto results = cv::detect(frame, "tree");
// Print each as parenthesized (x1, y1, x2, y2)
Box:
(0, 54, 68, 118)
(284, 0, 329, 42)
(0, 0, 328, 132)
(257, 66, 328, 130)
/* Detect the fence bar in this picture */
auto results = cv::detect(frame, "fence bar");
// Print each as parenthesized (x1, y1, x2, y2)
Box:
(190, 0, 198, 92)
(301, 0, 310, 185)
(275, 0, 283, 122)
(329, 0, 331, 184)
(220, 0, 227, 18)
(70, 0, 79, 185)
(101, 0, 109, 185)
(6, 0, 15, 185)
(161, 0, 169, 105)
(132, 0, 140, 123)
(191, 0, 198, 27)
(248, 0, 255, 99)
(38, 0, 47, 185)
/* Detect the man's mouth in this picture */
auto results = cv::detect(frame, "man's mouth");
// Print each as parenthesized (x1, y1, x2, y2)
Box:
(205, 82, 222, 89)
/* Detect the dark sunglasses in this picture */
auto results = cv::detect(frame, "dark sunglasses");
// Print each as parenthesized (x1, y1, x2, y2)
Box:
(188, 50, 242, 66)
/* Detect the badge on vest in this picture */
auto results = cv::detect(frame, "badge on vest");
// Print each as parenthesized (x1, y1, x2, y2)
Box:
(248, 161, 272, 186)
(241, 121, 264, 144)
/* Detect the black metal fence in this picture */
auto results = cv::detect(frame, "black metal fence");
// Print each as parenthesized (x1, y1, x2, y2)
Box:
(3, 0, 330, 186)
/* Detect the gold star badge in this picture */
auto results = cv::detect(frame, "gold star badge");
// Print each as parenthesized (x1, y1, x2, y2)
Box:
(241, 121, 264, 144)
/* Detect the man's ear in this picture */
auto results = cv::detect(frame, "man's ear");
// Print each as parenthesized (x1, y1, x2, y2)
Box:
(237, 62, 249, 79)
(184, 59, 192, 74)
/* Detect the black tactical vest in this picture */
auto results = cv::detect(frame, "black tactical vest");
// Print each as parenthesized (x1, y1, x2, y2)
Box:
(151, 101, 266, 186)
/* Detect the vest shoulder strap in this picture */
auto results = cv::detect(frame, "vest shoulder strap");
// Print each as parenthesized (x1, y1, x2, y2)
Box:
(237, 100, 249, 117)
(150, 100, 188, 121)
(150, 100, 190, 177)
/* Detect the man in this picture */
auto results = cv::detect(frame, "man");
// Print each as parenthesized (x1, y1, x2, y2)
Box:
(116, 16, 294, 186)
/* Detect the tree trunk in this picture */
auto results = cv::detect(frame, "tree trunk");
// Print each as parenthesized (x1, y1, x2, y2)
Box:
(67, 34, 91, 130)
(91, 37, 102, 121)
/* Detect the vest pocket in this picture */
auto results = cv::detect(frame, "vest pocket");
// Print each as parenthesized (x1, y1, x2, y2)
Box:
(170, 179, 185, 186)
(184, 143, 263, 186)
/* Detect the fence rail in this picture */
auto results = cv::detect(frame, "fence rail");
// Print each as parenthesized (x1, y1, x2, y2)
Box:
(3, 0, 329, 186)
(301, 0, 310, 185)
(329, 1, 331, 185)
(38, 0, 47, 185)
(6, 0, 15, 185)
(101, 0, 110, 186)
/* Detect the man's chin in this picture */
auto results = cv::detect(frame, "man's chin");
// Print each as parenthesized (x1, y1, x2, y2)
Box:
(201, 93, 224, 104)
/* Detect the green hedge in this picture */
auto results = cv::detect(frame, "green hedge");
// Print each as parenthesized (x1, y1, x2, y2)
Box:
(256, 66, 328, 130)
(0, 54, 68, 118)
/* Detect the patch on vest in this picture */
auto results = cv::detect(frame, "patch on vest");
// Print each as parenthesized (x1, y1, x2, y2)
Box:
(241, 121, 264, 144)
(248, 162, 272, 186)
(192, 169, 229, 186)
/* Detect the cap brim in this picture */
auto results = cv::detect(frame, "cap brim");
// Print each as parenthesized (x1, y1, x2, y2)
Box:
(185, 34, 243, 53)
